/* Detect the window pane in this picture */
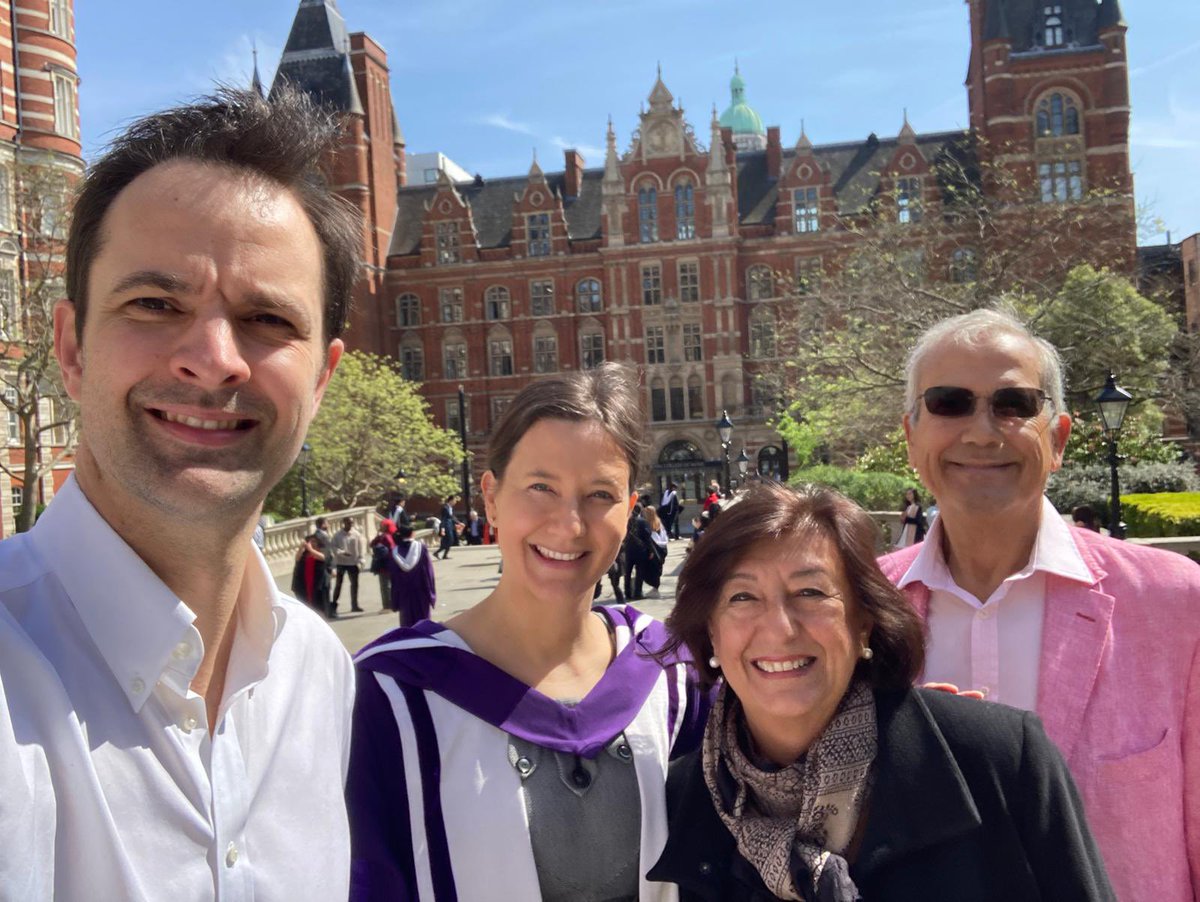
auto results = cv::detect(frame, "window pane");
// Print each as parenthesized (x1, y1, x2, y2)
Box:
(638, 187, 659, 243)
(651, 385, 667, 422)
(527, 213, 551, 257)
(642, 265, 662, 305)
(531, 280, 555, 316)
(679, 262, 699, 303)
(436, 221, 461, 264)
(675, 183, 695, 240)
(669, 385, 685, 420)
(577, 278, 602, 313)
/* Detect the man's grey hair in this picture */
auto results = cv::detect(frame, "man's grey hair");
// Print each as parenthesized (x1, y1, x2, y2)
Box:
(904, 308, 1067, 418)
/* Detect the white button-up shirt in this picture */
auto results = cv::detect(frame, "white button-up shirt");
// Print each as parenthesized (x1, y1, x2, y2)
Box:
(0, 477, 354, 901)
(898, 495, 1093, 710)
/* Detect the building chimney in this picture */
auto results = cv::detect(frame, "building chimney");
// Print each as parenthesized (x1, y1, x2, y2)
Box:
(563, 149, 585, 199)
(766, 126, 781, 179)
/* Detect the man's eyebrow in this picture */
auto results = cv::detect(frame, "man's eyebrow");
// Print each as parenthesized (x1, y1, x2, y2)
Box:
(109, 270, 193, 296)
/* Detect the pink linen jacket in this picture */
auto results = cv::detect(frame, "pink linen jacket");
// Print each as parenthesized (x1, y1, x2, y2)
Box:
(880, 528, 1200, 902)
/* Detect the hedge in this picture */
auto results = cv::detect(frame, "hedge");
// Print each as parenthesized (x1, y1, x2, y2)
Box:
(1046, 461, 1200, 515)
(789, 466, 913, 511)
(1121, 493, 1200, 538)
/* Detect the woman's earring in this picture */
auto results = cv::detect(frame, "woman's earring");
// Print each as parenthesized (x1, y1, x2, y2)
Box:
(860, 646, 874, 661)
(708, 655, 720, 669)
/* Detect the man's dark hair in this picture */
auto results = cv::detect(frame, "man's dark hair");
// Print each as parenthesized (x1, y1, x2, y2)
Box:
(66, 86, 362, 345)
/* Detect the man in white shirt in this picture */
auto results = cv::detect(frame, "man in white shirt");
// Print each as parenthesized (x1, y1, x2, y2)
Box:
(879, 308, 1200, 900)
(0, 88, 358, 900)
(331, 516, 365, 613)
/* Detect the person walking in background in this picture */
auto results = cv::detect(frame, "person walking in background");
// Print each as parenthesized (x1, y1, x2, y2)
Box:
(1071, 505, 1101, 532)
(387, 524, 437, 627)
(434, 494, 461, 560)
(622, 502, 655, 601)
(369, 519, 397, 611)
(642, 505, 669, 599)
(331, 517, 365, 613)
(465, 509, 484, 545)
(658, 482, 681, 540)
(312, 516, 335, 616)
(880, 307, 1200, 900)
(389, 495, 412, 529)
(292, 530, 327, 609)
(896, 487, 926, 548)
(703, 480, 721, 513)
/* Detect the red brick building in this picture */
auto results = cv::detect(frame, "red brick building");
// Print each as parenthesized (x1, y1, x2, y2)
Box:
(276, 0, 1135, 502)
(0, 0, 82, 536)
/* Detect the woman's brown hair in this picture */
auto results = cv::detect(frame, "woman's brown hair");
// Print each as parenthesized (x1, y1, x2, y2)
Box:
(486, 363, 643, 489)
(664, 481, 926, 690)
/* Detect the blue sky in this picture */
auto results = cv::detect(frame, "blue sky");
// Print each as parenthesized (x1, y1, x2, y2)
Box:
(78, 0, 1198, 245)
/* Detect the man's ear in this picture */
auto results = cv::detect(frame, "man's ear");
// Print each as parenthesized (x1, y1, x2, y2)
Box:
(902, 411, 917, 470)
(628, 492, 638, 513)
(54, 300, 83, 401)
(1049, 411, 1072, 471)
(312, 339, 344, 408)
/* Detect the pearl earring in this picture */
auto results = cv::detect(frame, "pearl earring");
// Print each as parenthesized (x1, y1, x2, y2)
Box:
(708, 655, 720, 669)
(861, 646, 874, 661)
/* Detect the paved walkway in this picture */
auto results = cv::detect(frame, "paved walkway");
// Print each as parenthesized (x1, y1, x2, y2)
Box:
(275, 540, 689, 654)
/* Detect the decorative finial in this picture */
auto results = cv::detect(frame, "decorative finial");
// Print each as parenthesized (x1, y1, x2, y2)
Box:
(657, 60, 662, 79)
(735, 57, 740, 75)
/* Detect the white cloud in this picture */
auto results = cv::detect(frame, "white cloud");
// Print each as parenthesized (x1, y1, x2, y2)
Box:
(196, 32, 280, 93)
(477, 112, 536, 136)
(1132, 93, 1200, 150)
(550, 135, 605, 160)
(1131, 38, 1200, 78)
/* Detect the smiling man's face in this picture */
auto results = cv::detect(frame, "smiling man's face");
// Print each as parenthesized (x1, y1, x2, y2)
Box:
(903, 333, 1070, 524)
(54, 160, 342, 522)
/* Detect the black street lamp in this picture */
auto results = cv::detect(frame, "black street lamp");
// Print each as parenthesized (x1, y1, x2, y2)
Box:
(715, 410, 734, 495)
(1095, 372, 1133, 540)
(736, 448, 751, 483)
(298, 442, 312, 518)
(457, 385, 471, 517)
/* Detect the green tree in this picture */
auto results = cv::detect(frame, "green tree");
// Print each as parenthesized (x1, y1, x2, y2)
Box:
(265, 351, 463, 517)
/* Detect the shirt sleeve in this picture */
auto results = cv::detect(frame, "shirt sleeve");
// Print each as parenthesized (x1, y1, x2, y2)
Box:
(1185, 635, 1200, 897)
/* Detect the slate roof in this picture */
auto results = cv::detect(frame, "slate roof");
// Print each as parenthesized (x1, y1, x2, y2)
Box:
(270, 0, 362, 114)
(389, 130, 974, 257)
(983, 0, 1115, 53)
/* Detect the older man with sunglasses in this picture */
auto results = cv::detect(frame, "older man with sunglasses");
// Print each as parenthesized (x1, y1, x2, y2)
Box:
(879, 308, 1200, 901)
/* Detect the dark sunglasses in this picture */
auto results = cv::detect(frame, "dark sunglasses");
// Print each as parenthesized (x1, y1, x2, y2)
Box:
(921, 386, 1049, 419)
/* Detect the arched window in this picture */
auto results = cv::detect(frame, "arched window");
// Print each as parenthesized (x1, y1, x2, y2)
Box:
(949, 247, 978, 284)
(638, 185, 659, 243)
(1036, 92, 1080, 137)
(650, 377, 667, 422)
(747, 264, 774, 301)
(757, 445, 786, 479)
(487, 327, 514, 377)
(749, 308, 777, 358)
(399, 337, 424, 381)
(576, 278, 602, 313)
(687, 374, 704, 420)
(674, 180, 695, 240)
(395, 293, 421, 327)
(484, 285, 510, 321)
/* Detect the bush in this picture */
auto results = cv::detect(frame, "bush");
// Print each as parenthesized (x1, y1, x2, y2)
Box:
(789, 466, 914, 511)
(1046, 460, 1200, 515)
(1122, 493, 1200, 538)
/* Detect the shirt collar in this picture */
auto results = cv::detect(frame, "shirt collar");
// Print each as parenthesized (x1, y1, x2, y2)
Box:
(898, 495, 1092, 592)
(28, 475, 286, 711)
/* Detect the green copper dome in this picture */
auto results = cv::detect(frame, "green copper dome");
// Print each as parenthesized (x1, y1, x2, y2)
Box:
(719, 67, 765, 136)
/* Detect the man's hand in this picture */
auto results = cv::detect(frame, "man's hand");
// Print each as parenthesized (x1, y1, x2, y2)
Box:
(922, 681, 986, 700)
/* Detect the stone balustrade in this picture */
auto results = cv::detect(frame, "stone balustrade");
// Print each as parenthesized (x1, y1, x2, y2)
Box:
(262, 507, 436, 578)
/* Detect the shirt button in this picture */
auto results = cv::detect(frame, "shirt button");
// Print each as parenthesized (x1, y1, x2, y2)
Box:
(978, 607, 993, 620)
(979, 686, 991, 698)
(226, 842, 239, 867)
(130, 677, 145, 695)
(171, 641, 192, 661)
(181, 716, 198, 734)
(699, 862, 712, 875)
(515, 756, 533, 776)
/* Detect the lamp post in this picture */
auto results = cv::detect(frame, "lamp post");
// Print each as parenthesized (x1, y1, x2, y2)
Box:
(715, 410, 734, 495)
(457, 385, 471, 517)
(298, 442, 312, 518)
(736, 448, 750, 485)
(1095, 371, 1132, 540)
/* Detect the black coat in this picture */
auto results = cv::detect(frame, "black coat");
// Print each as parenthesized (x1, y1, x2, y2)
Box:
(647, 688, 1114, 902)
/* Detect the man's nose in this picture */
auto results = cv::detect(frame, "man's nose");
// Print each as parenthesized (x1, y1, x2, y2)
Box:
(169, 315, 251, 388)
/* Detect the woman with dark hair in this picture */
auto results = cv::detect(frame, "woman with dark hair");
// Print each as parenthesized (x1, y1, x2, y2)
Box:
(348, 363, 706, 901)
(897, 486, 926, 547)
(649, 481, 1113, 901)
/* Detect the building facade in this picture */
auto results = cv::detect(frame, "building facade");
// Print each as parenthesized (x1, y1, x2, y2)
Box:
(277, 0, 1136, 502)
(0, 0, 82, 537)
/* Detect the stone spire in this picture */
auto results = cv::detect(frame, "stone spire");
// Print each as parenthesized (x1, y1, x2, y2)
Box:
(898, 109, 917, 143)
(603, 116, 621, 183)
(272, 0, 362, 113)
(251, 42, 264, 97)
(796, 118, 813, 152)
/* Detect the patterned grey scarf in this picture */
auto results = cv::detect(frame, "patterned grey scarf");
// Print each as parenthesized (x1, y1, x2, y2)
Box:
(701, 680, 877, 902)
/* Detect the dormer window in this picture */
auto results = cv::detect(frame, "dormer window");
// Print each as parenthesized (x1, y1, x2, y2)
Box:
(435, 221, 460, 264)
(527, 213, 551, 257)
(1043, 5, 1065, 47)
(897, 177, 922, 225)
(793, 187, 820, 233)
(638, 186, 659, 243)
